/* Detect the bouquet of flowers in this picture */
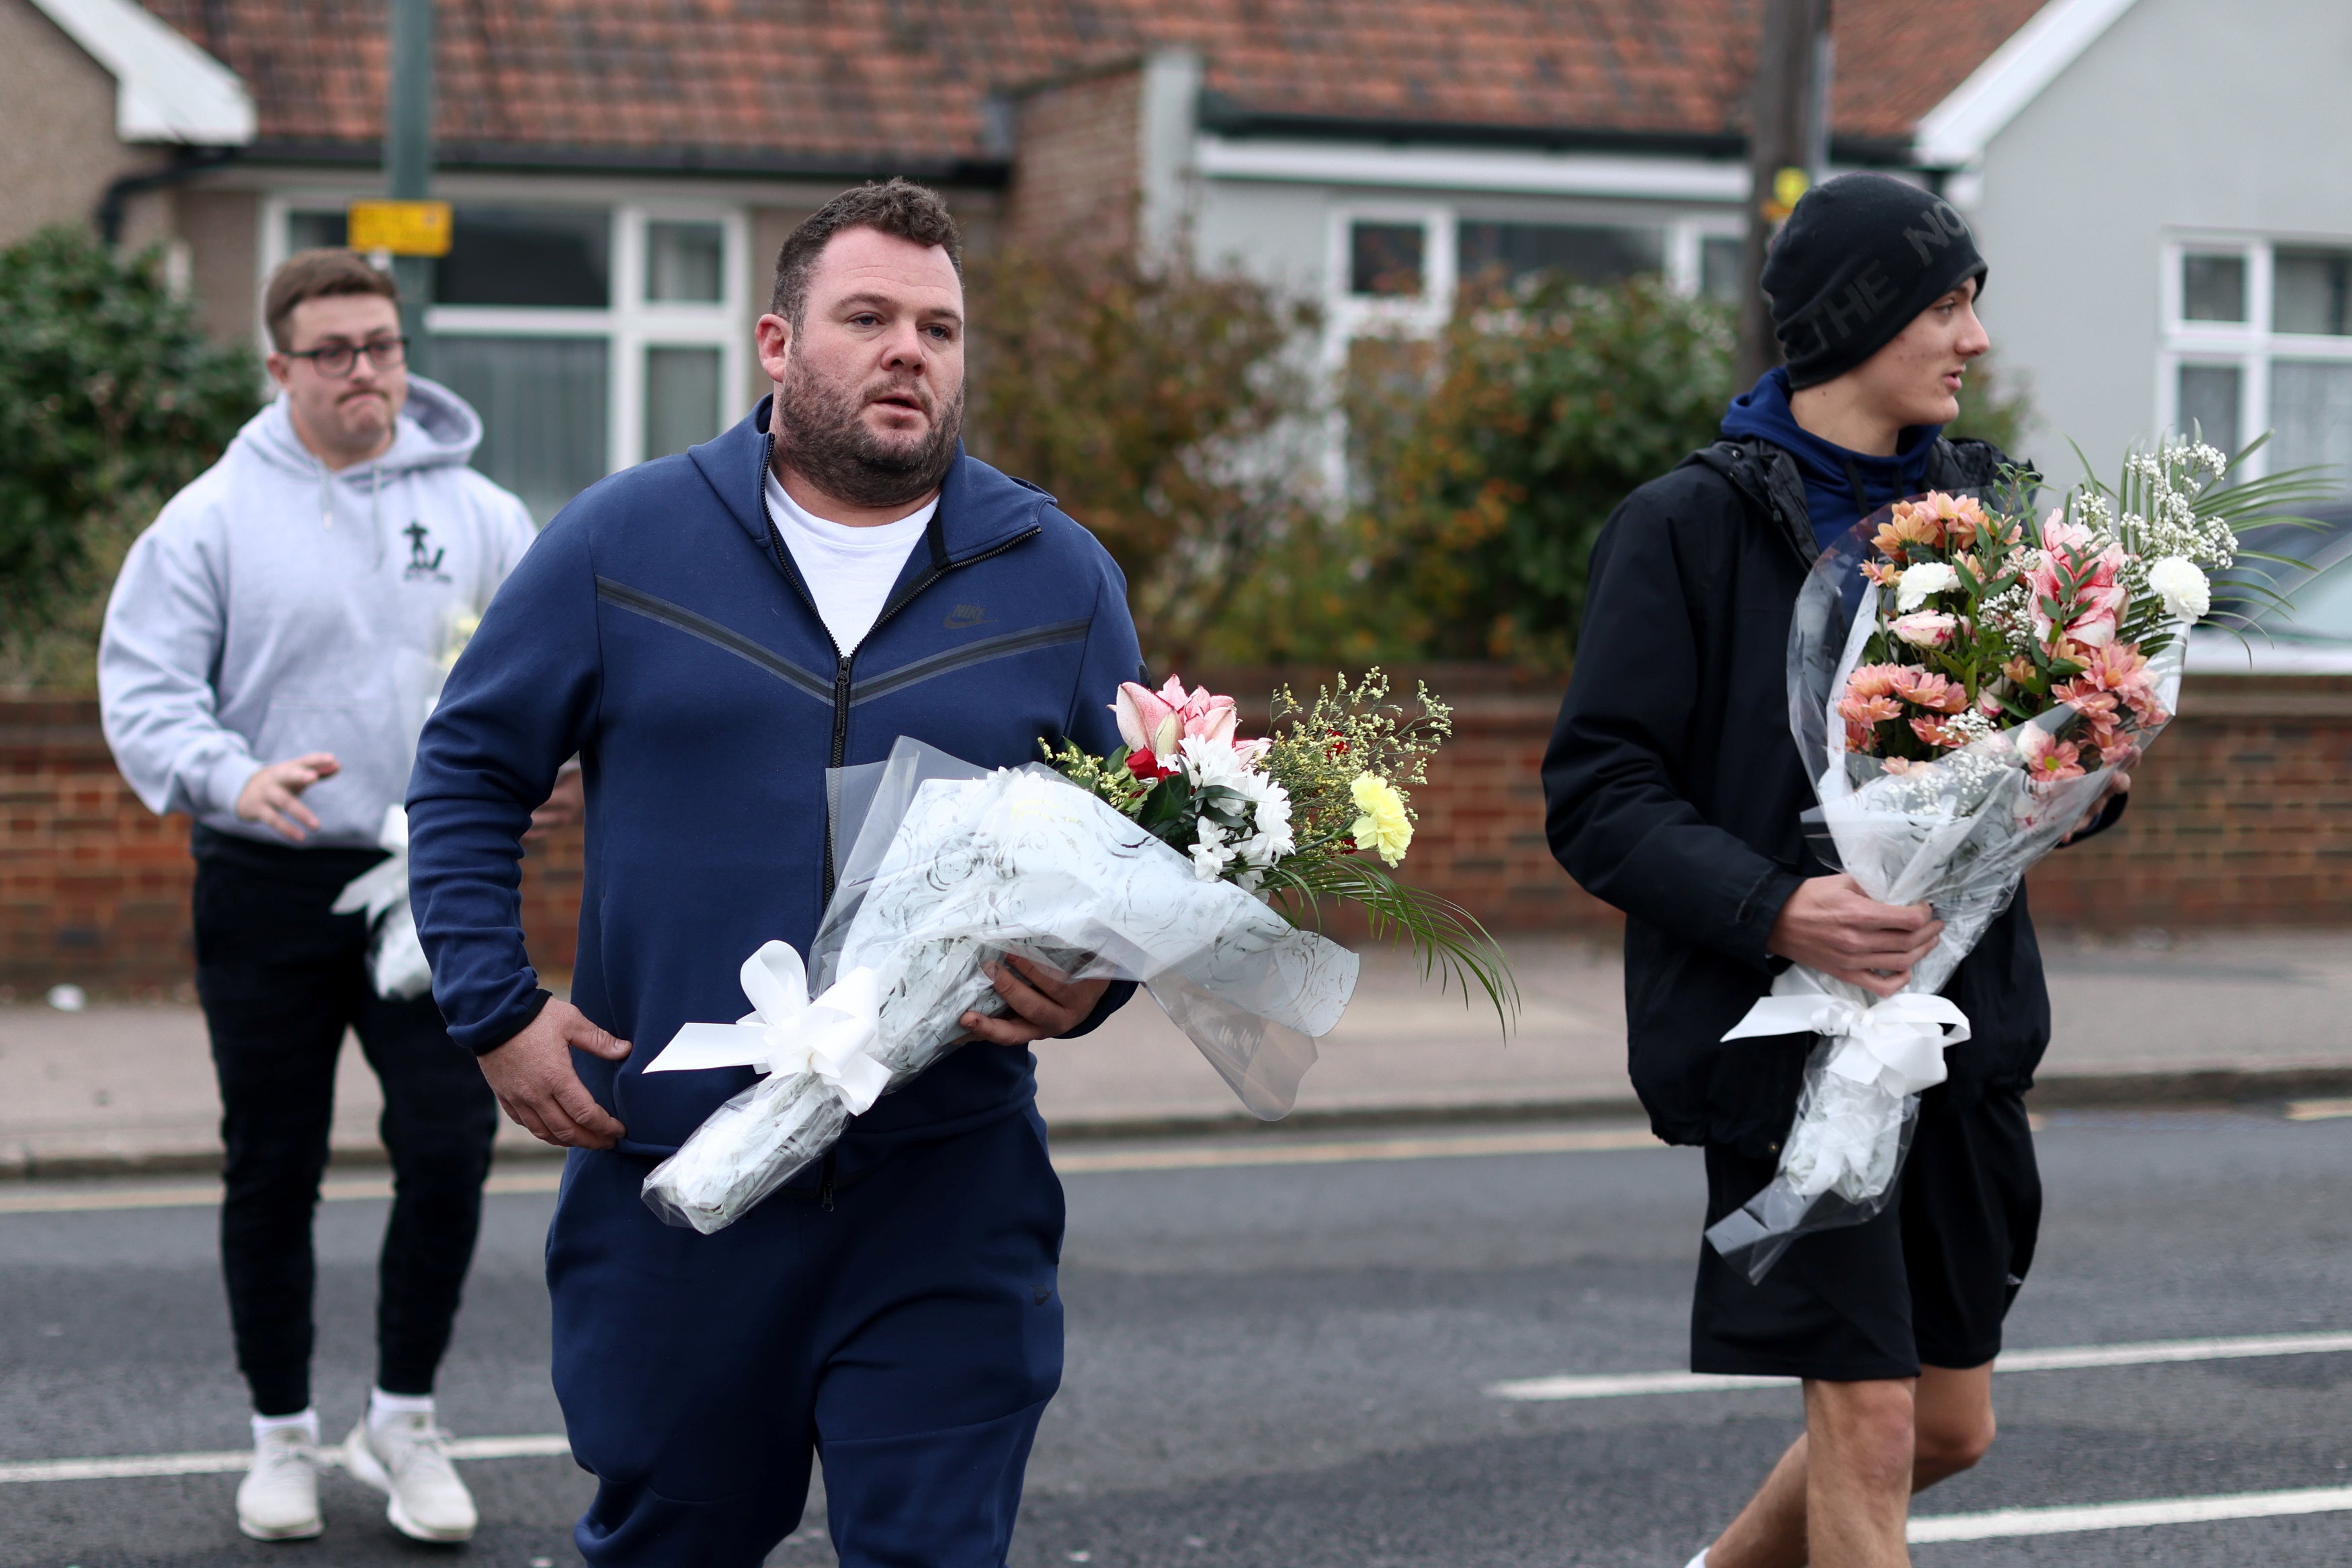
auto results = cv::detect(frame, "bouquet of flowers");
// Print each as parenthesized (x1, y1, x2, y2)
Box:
(640, 670, 1517, 1235)
(1708, 439, 2326, 1281)
(1046, 669, 1514, 1014)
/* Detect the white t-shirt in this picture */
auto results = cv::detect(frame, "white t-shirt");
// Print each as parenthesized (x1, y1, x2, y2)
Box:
(764, 471, 935, 654)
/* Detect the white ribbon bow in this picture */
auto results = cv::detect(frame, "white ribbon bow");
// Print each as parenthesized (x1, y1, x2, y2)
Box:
(1720, 967, 1970, 1098)
(329, 805, 433, 1001)
(329, 803, 411, 926)
(642, 941, 893, 1117)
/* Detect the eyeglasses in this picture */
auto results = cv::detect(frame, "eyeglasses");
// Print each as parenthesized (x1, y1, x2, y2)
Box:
(284, 337, 409, 378)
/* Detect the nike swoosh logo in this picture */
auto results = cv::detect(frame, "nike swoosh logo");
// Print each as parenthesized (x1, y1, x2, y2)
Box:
(942, 605, 990, 629)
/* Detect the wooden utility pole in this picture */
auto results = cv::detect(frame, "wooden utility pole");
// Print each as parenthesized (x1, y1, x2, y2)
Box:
(1736, 0, 1833, 387)
(384, 0, 435, 376)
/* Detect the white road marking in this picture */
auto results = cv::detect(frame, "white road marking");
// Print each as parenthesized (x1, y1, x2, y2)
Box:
(0, 1170, 562, 1215)
(1487, 1330, 2352, 1401)
(1909, 1483, 2352, 1543)
(0, 1434, 571, 1485)
(1052, 1127, 1663, 1174)
(0, 1127, 1668, 1213)
(2286, 1097, 2352, 1122)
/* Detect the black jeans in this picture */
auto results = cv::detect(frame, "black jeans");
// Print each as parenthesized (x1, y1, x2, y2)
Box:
(191, 826, 499, 1417)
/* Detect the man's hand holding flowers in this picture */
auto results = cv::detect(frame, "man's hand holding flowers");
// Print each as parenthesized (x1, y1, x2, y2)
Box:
(957, 956, 1111, 1047)
(1766, 874, 1943, 999)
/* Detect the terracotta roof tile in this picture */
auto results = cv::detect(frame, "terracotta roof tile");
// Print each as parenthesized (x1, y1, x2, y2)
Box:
(135, 0, 2052, 168)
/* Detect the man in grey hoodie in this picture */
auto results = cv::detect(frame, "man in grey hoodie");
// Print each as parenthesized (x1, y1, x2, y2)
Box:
(99, 249, 549, 1546)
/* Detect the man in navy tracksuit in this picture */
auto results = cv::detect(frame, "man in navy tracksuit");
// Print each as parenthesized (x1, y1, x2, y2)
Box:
(405, 181, 1142, 1566)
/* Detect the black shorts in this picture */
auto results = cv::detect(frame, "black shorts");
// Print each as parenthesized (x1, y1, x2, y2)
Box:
(1691, 1087, 2042, 1382)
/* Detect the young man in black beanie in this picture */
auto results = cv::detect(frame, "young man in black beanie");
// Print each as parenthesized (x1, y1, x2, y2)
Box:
(1543, 173, 2123, 1567)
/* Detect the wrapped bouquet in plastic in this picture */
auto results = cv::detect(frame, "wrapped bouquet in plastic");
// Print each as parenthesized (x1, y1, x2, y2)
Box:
(641, 670, 1517, 1234)
(1708, 440, 2327, 1281)
(331, 615, 480, 1000)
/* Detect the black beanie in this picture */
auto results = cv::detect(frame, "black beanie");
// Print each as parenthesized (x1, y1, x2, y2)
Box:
(1761, 173, 1988, 389)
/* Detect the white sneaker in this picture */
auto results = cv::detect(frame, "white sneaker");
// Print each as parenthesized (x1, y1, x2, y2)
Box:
(341, 1413, 478, 1542)
(236, 1425, 323, 1540)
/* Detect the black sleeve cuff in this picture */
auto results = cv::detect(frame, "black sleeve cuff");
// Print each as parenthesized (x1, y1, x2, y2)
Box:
(468, 988, 554, 1056)
(2056, 788, 2130, 849)
(1059, 978, 1138, 1039)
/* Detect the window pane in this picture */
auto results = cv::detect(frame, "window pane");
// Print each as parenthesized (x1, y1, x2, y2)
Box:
(644, 345, 723, 458)
(287, 210, 347, 253)
(431, 335, 610, 522)
(2274, 248, 2352, 337)
(437, 208, 610, 308)
(2181, 253, 2246, 322)
(2269, 360, 2352, 490)
(646, 221, 725, 304)
(1700, 235, 1745, 304)
(1458, 221, 1665, 289)
(2175, 364, 2242, 453)
(1349, 222, 1425, 297)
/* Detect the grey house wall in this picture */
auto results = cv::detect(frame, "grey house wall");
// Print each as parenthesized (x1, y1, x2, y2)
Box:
(1970, 0, 2352, 485)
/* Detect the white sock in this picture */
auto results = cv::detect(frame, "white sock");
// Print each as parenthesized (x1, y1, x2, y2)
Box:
(252, 1408, 319, 1445)
(368, 1387, 435, 1432)
(1684, 1552, 1710, 1568)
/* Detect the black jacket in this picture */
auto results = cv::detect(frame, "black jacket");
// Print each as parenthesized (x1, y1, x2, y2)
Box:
(1543, 435, 2070, 1157)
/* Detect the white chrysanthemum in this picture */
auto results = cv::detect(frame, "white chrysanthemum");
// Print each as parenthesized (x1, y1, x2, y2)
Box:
(1179, 737, 1255, 789)
(1895, 562, 1960, 612)
(1188, 818, 1234, 883)
(1179, 738, 1297, 888)
(2146, 556, 2211, 621)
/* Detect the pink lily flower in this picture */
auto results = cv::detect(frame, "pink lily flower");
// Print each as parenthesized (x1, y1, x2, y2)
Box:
(1112, 676, 1240, 779)
(2026, 519, 2130, 648)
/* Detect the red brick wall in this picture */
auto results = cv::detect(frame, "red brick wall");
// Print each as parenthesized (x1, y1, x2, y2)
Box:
(1005, 62, 1142, 256)
(5, 674, 2350, 994)
(0, 700, 583, 997)
(2022, 675, 2352, 928)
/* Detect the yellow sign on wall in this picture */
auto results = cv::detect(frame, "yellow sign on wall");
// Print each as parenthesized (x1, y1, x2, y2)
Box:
(347, 200, 453, 257)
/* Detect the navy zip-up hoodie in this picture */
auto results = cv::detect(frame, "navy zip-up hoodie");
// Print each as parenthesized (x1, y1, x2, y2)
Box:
(1720, 367, 1941, 552)
(407, 398, 1144, 1164)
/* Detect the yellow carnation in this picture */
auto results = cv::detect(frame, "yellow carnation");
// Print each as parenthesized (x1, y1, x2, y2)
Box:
(1348, 773, 1413, 866)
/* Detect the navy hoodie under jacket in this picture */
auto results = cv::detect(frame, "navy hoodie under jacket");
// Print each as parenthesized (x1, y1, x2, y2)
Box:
(1720, 367, 1941, 552)
(406, 399, 1144, 1166)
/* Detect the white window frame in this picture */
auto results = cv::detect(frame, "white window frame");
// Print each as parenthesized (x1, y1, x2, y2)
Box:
(258, 193, 751, 475)
(2158, 234, 2352, 476)
(1323, 202, 1737, 363)
(1327, 204, 1456, 360)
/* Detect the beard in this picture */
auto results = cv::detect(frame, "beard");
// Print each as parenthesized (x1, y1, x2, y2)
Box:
(773, 346, 964, 509)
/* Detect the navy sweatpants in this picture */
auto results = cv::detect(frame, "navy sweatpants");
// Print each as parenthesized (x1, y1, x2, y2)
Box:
(547, 1103, 1066, 1567)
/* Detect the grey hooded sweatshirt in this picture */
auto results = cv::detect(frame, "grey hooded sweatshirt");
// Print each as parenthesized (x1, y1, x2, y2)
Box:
(99, 376, 538, 850)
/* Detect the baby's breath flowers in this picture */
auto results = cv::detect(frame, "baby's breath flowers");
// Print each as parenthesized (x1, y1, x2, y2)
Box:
(1044, 666, 1511, 1028)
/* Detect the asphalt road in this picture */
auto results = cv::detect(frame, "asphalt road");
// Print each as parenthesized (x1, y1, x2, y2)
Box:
(3, 1108, 2351, 1567)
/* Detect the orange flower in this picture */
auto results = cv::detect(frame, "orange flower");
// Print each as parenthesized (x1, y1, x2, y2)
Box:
(1919, 491, 1988, 547)
(1840, 693, 1903, 726)
(1872, 504, 1941, 559)
(2019, 727, 2086, 783)
(1861, 560, 1901, 586)
(2001, 656, 2037, 687)
(2083, 705, 2130, 754)
(1845, 662, 1908, 701)
(1845, 719, 1882, 754)
(1891, 669, 1966, 714)
(2075, 642, 2152, 695)
(1910, 715, 1968, 750)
